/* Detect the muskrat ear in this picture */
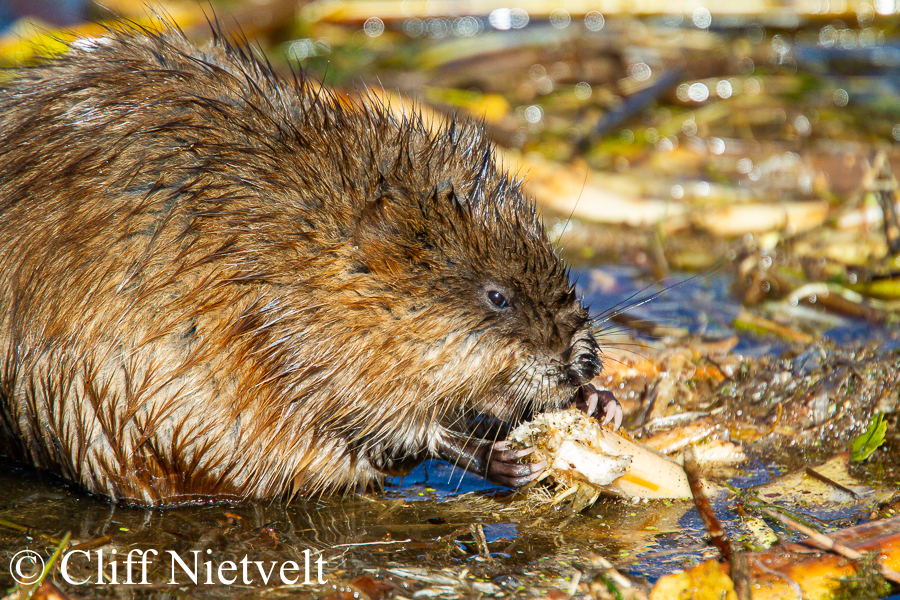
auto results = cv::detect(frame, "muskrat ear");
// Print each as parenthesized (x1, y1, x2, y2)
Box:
(354, 177, 402, 246)
(430, 182, 470, 223)
(444, 184, 466, 210)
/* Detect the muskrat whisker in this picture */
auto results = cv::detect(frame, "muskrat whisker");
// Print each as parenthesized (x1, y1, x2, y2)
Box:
(588, 269, 717, 326)
(591, 322, 636, 336)
(590, 334, 657, 354)
(552, 177, 589, 258)
(589, 287, 664, 326)
(505, 366, 534, 426)
(599, 354, 648, 370)
(600, 339, 656, 352)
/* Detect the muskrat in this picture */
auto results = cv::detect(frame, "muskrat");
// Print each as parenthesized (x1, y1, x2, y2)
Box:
(0, 24, 620, 506)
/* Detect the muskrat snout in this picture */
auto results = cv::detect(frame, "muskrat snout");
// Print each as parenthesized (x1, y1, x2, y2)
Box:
(564, 327, 602, 387)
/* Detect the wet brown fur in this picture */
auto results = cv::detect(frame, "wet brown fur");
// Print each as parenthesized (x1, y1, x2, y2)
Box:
(0, 25, 601, 506)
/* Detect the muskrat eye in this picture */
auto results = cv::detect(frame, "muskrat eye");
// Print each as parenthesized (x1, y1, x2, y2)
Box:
(487, 290, 509, 309)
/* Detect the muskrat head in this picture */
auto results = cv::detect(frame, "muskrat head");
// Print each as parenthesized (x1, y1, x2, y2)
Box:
(345, 116, 602, 431)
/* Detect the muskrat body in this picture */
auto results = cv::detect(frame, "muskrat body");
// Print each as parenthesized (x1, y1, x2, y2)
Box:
(0, 26, 612, 506)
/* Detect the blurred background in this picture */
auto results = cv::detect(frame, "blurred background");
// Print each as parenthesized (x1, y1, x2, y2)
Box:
(2, 5, 900, 598)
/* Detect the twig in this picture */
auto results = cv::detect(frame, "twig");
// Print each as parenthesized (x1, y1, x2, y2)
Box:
(684, 447, 731, 563)
(804, 467, 860, 499)
(685, 447, 751, 598)
(762, 508, 900, 584)
(471, 524, 493, 562)
(568, 569, 582, 595)
(16, 531, 72, 599)
(868, 150, 900, 255)
(0, 518, 64, 546)
(592, 554, 636, 590)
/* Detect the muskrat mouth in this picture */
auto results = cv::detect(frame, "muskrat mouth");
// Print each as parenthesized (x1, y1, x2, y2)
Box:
(481, 383, 621, 435)
(463, 383, 606, 440)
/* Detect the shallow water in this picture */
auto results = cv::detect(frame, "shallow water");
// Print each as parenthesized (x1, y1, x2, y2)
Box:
(576, 266, 899, 356)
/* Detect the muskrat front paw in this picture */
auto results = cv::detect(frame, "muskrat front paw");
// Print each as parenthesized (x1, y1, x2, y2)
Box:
(435, 435, 546, 489)
(485, 441, 547, 488)
(572, 384, 624, 430)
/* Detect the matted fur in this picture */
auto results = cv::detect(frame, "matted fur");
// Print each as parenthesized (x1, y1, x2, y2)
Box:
(0, 24, 601, 506)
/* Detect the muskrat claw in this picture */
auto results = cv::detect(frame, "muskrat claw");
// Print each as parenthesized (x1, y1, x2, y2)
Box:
(572, 384, 624, 430)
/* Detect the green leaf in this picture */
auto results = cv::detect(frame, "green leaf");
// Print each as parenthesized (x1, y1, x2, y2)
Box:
(851, 413, 887, 462)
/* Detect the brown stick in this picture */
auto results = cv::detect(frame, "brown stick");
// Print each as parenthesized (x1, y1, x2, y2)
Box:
(762, 508, 900, 585)
(685, 447, 751, 599)
(684, 447, 731, 563)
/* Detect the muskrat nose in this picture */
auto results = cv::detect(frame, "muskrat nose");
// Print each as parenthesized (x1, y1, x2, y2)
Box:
(566, 351, 601, 386)
(561, 326, 601, 384)
(566, 368, 586, 387)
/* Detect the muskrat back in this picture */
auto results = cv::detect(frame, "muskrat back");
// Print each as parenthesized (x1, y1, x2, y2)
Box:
(0, 25, 607, 506)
